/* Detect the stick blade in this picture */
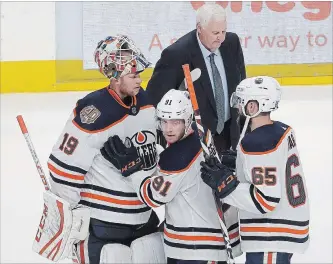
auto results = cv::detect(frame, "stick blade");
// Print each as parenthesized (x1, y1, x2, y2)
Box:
(179, 68, 201, 91)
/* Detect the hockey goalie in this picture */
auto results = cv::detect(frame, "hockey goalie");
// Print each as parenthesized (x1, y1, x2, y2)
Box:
(20, 33, 166, 264)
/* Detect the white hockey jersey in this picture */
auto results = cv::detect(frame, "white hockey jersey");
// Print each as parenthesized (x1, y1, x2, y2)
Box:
(48, 87, 157, 226)
(224, 121, 310, 253)
(127, 132, 242, 261)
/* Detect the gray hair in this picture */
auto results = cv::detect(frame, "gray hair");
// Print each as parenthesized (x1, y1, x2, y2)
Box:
(196, 3, 227, 28)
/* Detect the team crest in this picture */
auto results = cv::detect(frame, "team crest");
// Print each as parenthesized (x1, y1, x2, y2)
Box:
(80, 105, 101, 124)
(131, 130, 157, 171)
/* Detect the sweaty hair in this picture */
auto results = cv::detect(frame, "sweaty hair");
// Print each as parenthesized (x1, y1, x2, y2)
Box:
(196, 3, 227, 28)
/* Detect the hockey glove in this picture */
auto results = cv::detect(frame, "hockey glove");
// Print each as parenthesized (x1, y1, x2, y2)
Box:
(101, 135, 143, 177)
(200, 157, 239, 199)
(220, 149, 237, 171)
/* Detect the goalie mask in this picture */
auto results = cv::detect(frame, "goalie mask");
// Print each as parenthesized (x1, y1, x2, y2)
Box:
(94, 35, 151, 79)
(156, 89, 194, 139)
(230, 76, 282, 118)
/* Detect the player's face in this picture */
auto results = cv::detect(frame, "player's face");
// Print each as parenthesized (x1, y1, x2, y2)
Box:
(197, 19, 227, 52)
(119, 73, 142, 97)
(161, 119, 186, 144)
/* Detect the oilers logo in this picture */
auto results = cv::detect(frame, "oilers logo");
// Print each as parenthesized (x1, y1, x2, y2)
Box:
(131, 130, 157, 171)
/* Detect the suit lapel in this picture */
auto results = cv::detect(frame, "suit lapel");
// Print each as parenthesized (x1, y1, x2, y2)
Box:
(189, 31, 216, 112)
(219, 40, 234, 99)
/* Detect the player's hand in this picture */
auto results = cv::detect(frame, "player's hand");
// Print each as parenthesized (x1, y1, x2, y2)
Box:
(101, 135, 143, 177)
(219, 149, 237, 170)
(200, 157, 239, 199)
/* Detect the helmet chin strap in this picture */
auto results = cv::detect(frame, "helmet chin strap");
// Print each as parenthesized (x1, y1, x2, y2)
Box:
(237, 116, 250, 151)
(236, 105, 261, 150)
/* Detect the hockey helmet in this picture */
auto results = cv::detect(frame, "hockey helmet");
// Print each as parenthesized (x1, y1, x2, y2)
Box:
(156, 89, 194, 136)
(94, 35, 151, 79)
(230, 76, 282, 118)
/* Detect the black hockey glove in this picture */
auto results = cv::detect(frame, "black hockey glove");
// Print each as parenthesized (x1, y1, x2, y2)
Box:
(200, 157, 239, 199)
(220, 149, 237, 171)
(101, 135, 143, 177)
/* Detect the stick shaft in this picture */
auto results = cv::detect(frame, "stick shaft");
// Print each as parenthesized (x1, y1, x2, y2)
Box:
(182, 64, 234, 264)
(17, 115, 50, 191)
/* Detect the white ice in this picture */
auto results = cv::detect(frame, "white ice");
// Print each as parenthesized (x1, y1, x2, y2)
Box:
(1, 85, 332, 263)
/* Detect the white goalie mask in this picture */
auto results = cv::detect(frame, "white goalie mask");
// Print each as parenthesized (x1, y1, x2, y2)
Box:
(230, 76, 282, 118)
(94, 34, 151, 79)
(156, 89, 194, 138)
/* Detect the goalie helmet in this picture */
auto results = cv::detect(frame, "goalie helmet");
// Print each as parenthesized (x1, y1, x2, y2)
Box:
(230, 76, 282, 118)
(94, 35, 151, 79)
(156, 89, 194, 136)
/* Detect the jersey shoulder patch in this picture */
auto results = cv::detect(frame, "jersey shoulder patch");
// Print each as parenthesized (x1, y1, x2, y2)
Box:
(241, 121, 290, 154)
(158, 133, 202, 173)
(72, 88, 128, 132)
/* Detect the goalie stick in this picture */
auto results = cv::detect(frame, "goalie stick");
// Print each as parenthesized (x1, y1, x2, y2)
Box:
(17, 115, 51, 191)
(182, 64, 235, 264)
(16, 115, 81, 263)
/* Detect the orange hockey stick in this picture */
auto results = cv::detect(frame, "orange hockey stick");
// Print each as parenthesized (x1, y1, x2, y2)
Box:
(182, 64, 235, 264)
(17, 115, 50, 191)
(17, 115, 82, 263)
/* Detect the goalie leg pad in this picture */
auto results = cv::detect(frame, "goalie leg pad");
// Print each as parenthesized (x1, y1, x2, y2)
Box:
(72, 238, 89, 264)
(100, 244, 132, 264)
(32, 191, 90, 262)
(131, 232, 166, 263)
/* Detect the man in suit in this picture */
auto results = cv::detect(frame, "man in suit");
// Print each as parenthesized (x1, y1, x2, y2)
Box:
(146, 3, 246, 152)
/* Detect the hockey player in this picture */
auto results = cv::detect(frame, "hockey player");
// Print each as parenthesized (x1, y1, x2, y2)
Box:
(32, 35, 166, 264)
(103, 89, 242, 264)
(200, 76, 310, 264)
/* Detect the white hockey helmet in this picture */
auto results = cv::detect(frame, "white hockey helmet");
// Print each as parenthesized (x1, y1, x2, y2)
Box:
(156, 89, 194, 136)
(230, 76, 282, 118)
(94, 35, 151, 79)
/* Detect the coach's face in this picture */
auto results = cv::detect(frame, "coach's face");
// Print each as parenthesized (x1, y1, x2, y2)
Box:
(197, 19, 227, 52)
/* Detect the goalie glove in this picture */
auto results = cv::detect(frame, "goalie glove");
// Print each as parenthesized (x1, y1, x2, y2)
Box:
(32, 191, 90, 262)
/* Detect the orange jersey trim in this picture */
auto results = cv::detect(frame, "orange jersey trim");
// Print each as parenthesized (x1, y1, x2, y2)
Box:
(108, 88, 137, 109)
(255, 189, 276, 211)
(241, 226, 309, 235)
(241, 127, 291, 155)
(159, 149, 203, 174)
(72, 114, 128, 134)
(140, 104, 154, 110)
(80, 192, 143, 206)
(165, 229, 223, 242)
(164, 229, 239, 242)
(142, 179, 159, 208)
(48, 163, 84, 181)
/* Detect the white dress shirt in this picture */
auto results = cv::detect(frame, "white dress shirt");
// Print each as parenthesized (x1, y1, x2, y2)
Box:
(196, 32, 230, 122)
